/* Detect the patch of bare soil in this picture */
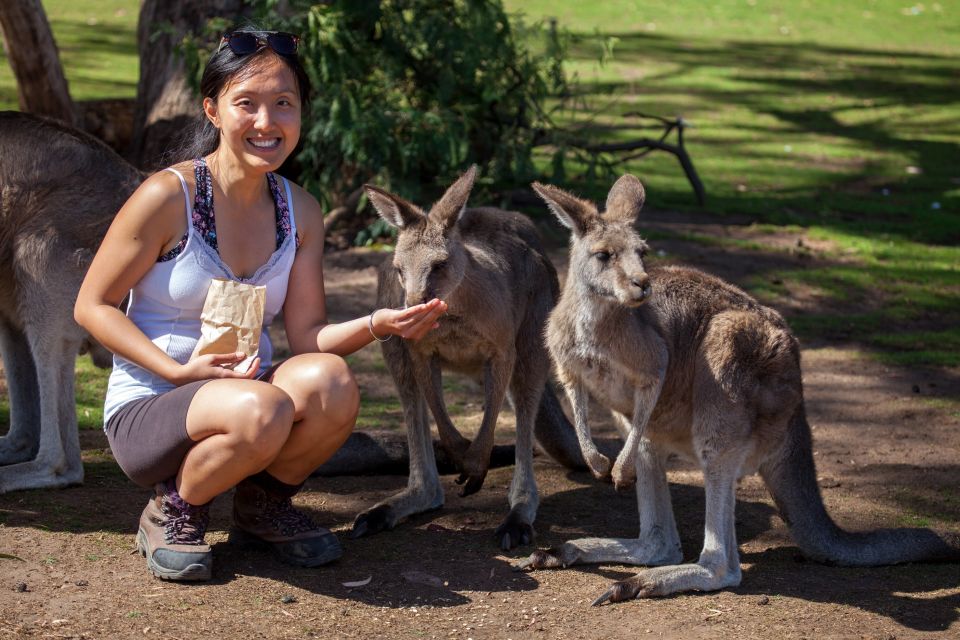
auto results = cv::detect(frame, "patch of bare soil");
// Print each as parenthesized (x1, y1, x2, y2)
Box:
(2, 221, 959, 639)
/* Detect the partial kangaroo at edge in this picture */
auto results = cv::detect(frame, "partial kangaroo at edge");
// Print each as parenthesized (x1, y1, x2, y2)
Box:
(518, 174, 960, 602)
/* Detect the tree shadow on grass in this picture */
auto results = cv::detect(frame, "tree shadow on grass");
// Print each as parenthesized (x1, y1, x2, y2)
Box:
(556, 30, 960, 242)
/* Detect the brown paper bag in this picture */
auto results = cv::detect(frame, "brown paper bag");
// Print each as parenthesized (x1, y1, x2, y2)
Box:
(190, 278, 266, 374)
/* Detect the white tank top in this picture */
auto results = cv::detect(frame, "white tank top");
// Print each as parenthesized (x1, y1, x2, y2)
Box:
(103, 168, 298, 423)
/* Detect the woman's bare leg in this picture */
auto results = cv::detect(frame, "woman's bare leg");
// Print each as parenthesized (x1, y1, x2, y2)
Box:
(178, 379, 295, 505)
(263, 352, 359, 484)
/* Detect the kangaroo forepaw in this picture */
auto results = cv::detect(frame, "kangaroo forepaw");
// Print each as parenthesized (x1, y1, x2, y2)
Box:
(516, 548, 564, 571)
(592, 573, 658, 606)
(611, 466, 636, 492)
(350, 504, 396, 539)
(494, 513, 535, 550)
(439, 433, 471, 467)
(455, 469, 488, 497)
(586, 451, 612, 481)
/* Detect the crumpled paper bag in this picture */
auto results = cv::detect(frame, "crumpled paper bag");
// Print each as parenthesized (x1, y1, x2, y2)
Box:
(190, 278, 266, 374)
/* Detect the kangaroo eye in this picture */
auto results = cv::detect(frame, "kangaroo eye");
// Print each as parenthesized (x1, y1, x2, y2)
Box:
(434, 260, 448, 272)
(594, 251, 611, 263)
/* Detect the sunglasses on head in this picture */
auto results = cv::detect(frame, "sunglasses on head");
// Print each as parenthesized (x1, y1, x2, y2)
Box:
(218, 31, 300, 57)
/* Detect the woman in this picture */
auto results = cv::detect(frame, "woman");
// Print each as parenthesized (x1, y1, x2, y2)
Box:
(74, 27, 446, 581)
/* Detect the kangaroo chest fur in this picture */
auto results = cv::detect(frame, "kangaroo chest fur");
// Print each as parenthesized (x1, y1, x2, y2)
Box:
(550, 289, 695, 457)
(413, 312, 504, 374)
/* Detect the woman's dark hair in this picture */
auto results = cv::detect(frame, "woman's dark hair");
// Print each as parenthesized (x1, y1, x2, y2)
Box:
(169, 25, 312, 163)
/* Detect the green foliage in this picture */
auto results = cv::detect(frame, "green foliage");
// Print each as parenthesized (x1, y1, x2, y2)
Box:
(247, 0, 568, 219)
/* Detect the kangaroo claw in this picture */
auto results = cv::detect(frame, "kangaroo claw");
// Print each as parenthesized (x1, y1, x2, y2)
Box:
(494, 514, 534, 550)
(350, 504, 395, 539)
(455, 471, 487, 497)
(516, 548, 563, 571)
(593, 576, 648, 605)
(592, 588, 615, 607)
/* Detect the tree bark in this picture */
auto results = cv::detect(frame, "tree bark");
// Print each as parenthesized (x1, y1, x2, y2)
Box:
(0, 0, 75, 124)
(129, 0, 248, 170)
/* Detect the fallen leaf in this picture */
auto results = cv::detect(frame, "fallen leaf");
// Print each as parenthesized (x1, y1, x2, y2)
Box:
(341, 577, 372, 588)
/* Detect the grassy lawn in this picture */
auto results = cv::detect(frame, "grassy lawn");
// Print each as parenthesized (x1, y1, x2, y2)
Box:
(505, 0, 960, 366)
(0, 0, 138, 110)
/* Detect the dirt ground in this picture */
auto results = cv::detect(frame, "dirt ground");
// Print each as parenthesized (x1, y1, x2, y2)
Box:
(1, 213, 959, 639)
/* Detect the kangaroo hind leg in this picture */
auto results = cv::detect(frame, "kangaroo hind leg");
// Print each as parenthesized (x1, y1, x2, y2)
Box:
(351, 341, 444, 538)
(494, 360, 545, 549)
(0, 319, 40, 465)
(594, 387, 750, 603)
(519, 438, 682, 570)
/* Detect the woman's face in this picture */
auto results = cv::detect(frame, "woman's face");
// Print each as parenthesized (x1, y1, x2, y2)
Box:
(203, 55, 301, 172)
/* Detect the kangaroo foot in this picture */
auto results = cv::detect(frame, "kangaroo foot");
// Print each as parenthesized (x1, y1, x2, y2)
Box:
(350, 504, 396, 539)
(494, 511, 535, 550)
(516, 548, 566, 570)
(592, 573, 660, 606)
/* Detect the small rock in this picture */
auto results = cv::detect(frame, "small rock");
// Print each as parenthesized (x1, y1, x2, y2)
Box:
(280, 595, 297, 604)
(76, 580, 89, 587)
(13, 582, 27, 593)
(758, 596, 770, 605)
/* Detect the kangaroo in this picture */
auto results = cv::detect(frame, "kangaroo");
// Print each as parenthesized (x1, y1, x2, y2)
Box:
(351, 166, 585, 549)
(0, 111, 139, 492)
(519, 174, 960, 601)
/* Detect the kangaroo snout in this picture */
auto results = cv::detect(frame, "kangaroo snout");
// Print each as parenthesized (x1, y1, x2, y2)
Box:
(628, 275, 652, 305)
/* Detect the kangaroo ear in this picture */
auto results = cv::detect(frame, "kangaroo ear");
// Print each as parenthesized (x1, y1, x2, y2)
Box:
(430, 165, 477, 231)
(531, 182, 599, 236)
(603, 174, 646, 223)
(364, 184, 425, 229)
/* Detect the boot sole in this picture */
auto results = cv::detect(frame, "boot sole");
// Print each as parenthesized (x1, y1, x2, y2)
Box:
(229, 528, 343, 567)
(136, 528, 212, 581)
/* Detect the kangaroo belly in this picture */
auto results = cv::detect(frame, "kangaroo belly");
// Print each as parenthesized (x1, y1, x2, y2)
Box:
(576, 359, 636, 416)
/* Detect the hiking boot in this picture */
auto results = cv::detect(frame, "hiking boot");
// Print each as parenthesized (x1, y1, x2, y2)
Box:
(136, 479, 213, 581)
(232, 477, 342, 567)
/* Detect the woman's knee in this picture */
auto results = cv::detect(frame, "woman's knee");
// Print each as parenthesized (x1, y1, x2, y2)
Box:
(224, 385, 296, 457)
(279, 354, 360, 427)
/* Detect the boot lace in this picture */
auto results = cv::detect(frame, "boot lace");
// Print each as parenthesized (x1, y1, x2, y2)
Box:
(161, 499, 210, 545)
(260, 495, 317, 538)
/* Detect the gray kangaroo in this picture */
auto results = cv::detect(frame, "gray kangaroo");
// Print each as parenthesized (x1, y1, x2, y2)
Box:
(351, 166, 584, 549)
(0, 111, 136, 492)
(519, 175, 960, 601)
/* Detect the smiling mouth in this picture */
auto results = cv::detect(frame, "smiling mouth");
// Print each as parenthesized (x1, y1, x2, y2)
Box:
(248, 138, 281, 150)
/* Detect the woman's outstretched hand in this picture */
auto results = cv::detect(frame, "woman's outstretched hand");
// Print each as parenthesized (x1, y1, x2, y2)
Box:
(171, 352, 261, 386)
(372, 299, 448, 341)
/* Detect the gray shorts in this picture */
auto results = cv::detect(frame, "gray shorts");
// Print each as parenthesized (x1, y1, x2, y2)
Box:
(105, 363, 283, 488)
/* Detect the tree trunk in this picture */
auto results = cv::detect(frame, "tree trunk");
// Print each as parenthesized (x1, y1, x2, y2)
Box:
(129, 0, 248, 170)
(0, 0, 75, 124)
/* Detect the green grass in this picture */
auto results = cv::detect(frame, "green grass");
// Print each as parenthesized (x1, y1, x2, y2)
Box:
(505, 0, 960, 367)
(0, 0, 138, 110)
(507, 0, 959, 241)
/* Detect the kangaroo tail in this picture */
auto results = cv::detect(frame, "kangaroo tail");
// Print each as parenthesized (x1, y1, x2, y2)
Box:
(312, 431, 515, 476)
(760, 404, 960, 566)
(533, 383, 586, 470)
